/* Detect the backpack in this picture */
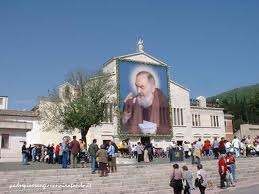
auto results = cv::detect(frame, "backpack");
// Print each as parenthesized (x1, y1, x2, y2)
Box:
(113, 143, 119, 153)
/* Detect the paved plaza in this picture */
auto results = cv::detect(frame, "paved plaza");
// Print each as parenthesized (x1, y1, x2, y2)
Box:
(0, 156, 259, 193)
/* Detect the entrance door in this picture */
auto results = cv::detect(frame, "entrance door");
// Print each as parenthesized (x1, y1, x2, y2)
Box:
(177, 141, 183, 146)
(140, 136, 150, 145)
(103, 140, 110, 148)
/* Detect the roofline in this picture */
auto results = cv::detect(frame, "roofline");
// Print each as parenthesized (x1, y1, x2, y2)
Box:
(59, 82, 75, 88)
(170, 80, 190, 91)
(224, 114, 234, 118)
(102, 51, 170, 67)
(0, 110, 38, 117)
(190, 106, 224, 111)
(0, 96, 8, 97)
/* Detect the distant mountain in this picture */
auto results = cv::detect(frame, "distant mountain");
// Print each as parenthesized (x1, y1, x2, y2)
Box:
(207, 84, 259, 103)
(207, 84, 259, 131)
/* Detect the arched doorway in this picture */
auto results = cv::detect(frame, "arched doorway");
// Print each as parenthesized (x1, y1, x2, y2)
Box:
(140, 136, 150, 145)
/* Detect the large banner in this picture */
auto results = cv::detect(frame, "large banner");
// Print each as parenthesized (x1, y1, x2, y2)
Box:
(118, 60, 171, 136)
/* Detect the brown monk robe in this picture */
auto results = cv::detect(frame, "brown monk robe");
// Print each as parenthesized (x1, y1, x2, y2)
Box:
(122, 88, 170, 134)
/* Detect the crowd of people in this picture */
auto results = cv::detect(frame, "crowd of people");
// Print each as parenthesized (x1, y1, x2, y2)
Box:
(169, 134, 259, 193)
(170, 163, 208, 194)
(21, 136, 87, 167)
(178, 135, 259, 166)
(169, 151, 238, 194)
(21, 134, 259, 193)
(21, 137, 118, 177)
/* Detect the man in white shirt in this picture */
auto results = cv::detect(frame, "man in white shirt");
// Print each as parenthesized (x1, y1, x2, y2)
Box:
(196, 138, 203, 152)
(225, 140, 232, 153)
(232, 136, 241, 158)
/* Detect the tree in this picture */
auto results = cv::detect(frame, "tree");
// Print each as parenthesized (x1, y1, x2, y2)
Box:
(39, 69, 115, 146)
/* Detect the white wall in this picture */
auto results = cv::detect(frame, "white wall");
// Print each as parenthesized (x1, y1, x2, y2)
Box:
(191, 107, 225, 142)
(0, 129, 27, 162)
(0, 96, 8, 110)
(170, 81, 192, 141)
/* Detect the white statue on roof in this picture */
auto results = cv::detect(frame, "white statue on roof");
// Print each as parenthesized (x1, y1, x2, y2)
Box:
(137, 38, 144, 53)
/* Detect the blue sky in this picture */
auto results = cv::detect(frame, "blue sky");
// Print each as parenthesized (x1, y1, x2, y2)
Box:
(0, 1, 258, 110)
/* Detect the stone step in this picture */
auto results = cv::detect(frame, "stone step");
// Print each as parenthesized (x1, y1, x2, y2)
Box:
(1, 160, 257, 174)
(0, 160, 256, 177)
(2, 172, 259, 193)
(4, 174, 258, 194)
(3, 174, 259, 194)
(1, 167, 258, 186)
(1, 164, 257, 182)
(2, 157, 258, 194)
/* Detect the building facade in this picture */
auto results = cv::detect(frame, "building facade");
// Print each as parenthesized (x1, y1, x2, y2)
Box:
(234, 124, 259, 140)
(0, 97, 38, 162)
(30, 45, 232, 149)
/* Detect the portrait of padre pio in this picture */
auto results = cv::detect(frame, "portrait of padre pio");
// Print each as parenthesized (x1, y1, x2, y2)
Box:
(118, 60, 171, 136)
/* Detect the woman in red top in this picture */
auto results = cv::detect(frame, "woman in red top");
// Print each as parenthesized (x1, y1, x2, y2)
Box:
(226, 152, 236, 184)
(203, 140, 211, 158)
(218, 154, 227, 189)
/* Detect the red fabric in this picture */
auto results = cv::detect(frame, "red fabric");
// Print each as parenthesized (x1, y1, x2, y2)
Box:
(203, 142, 211, 151)
(226, 155, 235, 164)
(218, 158, 227, 174)
(219, 140, 225, 151)
(55, 144, 60, 153)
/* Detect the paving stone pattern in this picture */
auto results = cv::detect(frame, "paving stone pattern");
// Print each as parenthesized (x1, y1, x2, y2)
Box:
(1, 157, 259, 194)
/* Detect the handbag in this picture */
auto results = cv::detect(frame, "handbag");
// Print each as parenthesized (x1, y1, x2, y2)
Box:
(169, 178, 175, 187)
(195, 176, 203, 187)
(195, 178, 199, 187)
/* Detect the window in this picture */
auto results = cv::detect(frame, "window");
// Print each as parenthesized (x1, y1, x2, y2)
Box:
(0, 98, 3, 105)
(216, 116, 219, 127)
(177, 108, 180, 125)
(224, 121, 227, 127)
(102, 103, 113, 123)
(173, 108, 184, 126)
(211, 115, 219, 127)
(195, 114, 198, 126)
(181, 108, 183, 125)
(173, 108, 177, 125)
(192, 114, 201, 126)
(1, 134, 9, 148)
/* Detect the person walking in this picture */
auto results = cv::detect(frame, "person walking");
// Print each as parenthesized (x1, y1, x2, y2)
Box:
(226, 152, 236, 184)
(193, 141, 202, 165)
(232, 136, 241, 158)
(182, 165, 193, 194)
(21, 142, 29, 165)
(170, 163, 183, 194)
(144, 145, 150, 163)
(96, 144, 108, 177)
(136, 142, 143, 162)
(61, 138, 69, 168)
(107, 141, 117, 173)
(218, 154, 227, 189)
(196, 164, 208, 194)
(212, 137, 219, 159)
(79, 139, 87, 168)
(69, 136, 80, 168)
(31, 146, 37, 162)
(88, 139, 99, 174)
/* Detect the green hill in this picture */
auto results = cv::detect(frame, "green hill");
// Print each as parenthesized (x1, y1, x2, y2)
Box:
(208, 84, 259, 103)
(207, 84, 259, 131)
